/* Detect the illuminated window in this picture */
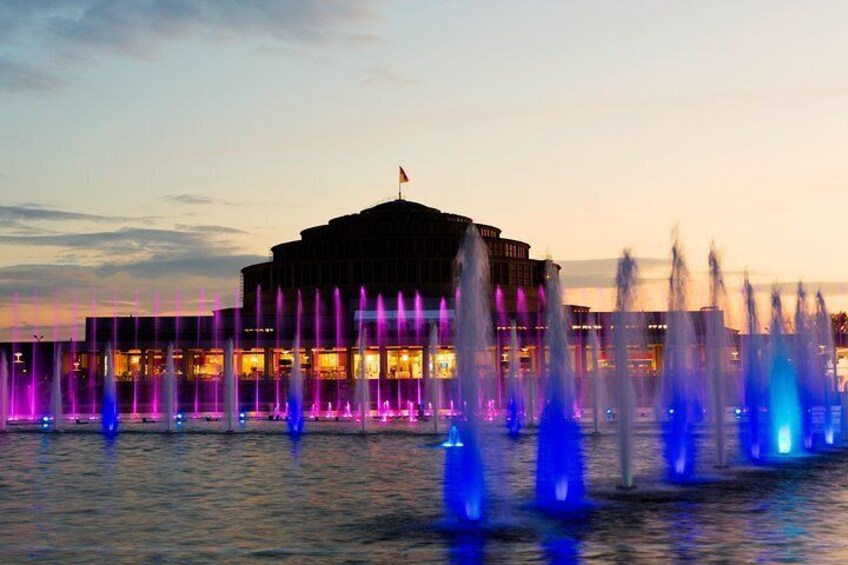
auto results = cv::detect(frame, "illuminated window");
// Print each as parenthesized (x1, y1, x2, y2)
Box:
(353, 350, 381, 379)
(432, 349, 456, 379)
(315, 349, 347, 380)
(387, 348, 423, 379)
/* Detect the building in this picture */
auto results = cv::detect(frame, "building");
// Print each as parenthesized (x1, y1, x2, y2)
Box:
(0, 199, 743, 418)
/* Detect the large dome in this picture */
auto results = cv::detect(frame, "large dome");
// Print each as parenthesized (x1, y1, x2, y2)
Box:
(241, 199, 545, 315)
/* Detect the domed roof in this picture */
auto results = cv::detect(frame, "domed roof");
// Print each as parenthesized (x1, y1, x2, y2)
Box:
(359, 198, 444, 216)
(292, 198, 482, 242)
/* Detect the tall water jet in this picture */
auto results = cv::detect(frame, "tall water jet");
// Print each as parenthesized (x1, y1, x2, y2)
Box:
(152, 292, 160, 416)
(195, 288, 205, 416)
(255, 285, 263, 414)
(334, 287, 343, 414)
(376, 294, 386, 413)
(536, 260, 585, 508)
(10, 292, 20, 419)
(163, 344, 177, 432)
(223, 339, 237, 432)
(612, 251, 639, 488)
(357, 328, 369, 433)
(102, 345, 119, 438)
(288, 334, 305, 436)
(397, 291, 407, 412)
(794, 283, 816, 450)
(314, 289, 322, 413)
(132, 290, 140, 416)
(707, 244, 728, 467)
(814, 290, 835, 445)
(429, 323, 440, 435)
(444, 225, 491, 523)
(505, 323, 522, 437)
(588, 314, 603, 435)
(741, 275, 769, 461)
(275, 287, 284, 414)
(0, 352, 7, 431)
(769, 289, 802, 455)
(662, 237, 699, 482)
(51, 345, 62, 432)
(30, 289, 39, 420)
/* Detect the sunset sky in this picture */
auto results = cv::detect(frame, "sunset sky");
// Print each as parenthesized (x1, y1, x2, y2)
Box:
(1, 1, 847, 339)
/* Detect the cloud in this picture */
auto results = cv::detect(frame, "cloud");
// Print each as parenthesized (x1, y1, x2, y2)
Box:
(175, 224, 246, 235)
(557, 257, 669, 289)
(0, 56, 64, 93)
(0, 218, 265, 336)
(165, 194, 247, 208)
(0, 1, 379, 92)
(165, 193, 215, 206)
(0, 225, 245, 263)
(0, 204, 120, 223)
(749, 281, 848, 297)
(361, 65, 419, 88)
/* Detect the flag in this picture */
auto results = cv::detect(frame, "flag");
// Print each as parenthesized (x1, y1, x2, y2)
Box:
(399, 166, 409, 184)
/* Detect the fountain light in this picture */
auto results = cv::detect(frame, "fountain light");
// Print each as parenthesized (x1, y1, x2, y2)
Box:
(778, 426, 792, 454)
(442, 425, 464, 448)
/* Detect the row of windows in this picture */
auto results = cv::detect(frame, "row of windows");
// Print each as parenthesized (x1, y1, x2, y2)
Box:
(487, 241, 529, 260)
(245, 258, 540, 291)
(491, 262, 535, 287)
(325, 218, 470, 238)
(275, 237, 468, 263)
(274, 239, 530, 263)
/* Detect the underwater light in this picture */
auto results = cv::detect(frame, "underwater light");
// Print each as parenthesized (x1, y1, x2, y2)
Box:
(441, 425, 464, 448)
(41, 416, 49, 423)
(668, 408, 675, 415)
(778, 426, 792, 454)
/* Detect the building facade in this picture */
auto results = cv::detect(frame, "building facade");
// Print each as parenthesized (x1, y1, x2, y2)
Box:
(1, 199, 743, 418)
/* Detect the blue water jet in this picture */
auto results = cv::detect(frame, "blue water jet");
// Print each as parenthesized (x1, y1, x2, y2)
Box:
(443, 421, 483, 522)
(505, 323, 522, 438)
(101, 345, 119, 438)
(768, 289, 802, 456)
(443, 225, 492, 523)
(535, 260, 585, 509)
(740, 274, 770, 462)
(661, 238, 700, 482)
(287, 334, 305, 437)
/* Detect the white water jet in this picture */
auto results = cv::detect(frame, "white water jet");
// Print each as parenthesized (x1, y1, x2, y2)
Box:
(429, 323, 440, 435)
(223, 339, 237, 432)
(163, 344, 177, 432)
(741, 273, 767, 461)
(357, 327, 369, 433)
(613, 250, 638, 488)
(815, 290, 835, 444)
(51, 344, 62, 432)
(505, 322, 522, 434)
(707, 244, 728, 467)
(0, 352, 7, 431)
(588, 314, 602, 435)
(794, 283, 816, 450)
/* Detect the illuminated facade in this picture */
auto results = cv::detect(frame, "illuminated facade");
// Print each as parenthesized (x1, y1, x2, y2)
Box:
(1, 199, 744, 417)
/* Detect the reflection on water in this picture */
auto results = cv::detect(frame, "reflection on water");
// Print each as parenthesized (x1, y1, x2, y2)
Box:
(1, 421, 848, 563)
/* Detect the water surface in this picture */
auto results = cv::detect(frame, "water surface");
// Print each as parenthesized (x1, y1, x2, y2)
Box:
(0, 420, 846, 563)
